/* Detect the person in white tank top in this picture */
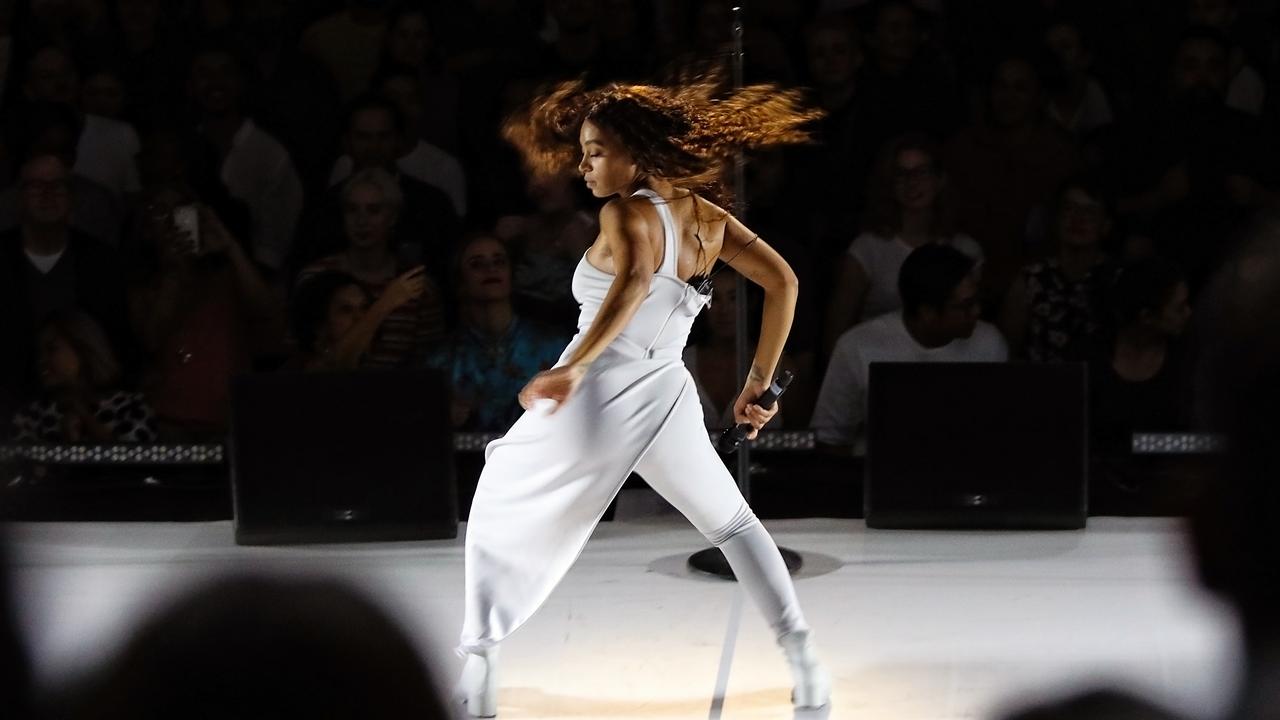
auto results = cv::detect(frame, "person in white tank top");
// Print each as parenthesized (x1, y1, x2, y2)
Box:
(453, 77, 831, 716)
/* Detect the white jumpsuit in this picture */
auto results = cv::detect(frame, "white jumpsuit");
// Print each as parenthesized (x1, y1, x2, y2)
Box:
(459, 188, 809, 654)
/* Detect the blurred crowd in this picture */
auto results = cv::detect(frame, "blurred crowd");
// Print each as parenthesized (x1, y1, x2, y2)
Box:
(0, 0, 1277, 462)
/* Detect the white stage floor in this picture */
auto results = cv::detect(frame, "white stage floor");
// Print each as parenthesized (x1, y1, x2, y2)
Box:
(5, 512, 1241, 719)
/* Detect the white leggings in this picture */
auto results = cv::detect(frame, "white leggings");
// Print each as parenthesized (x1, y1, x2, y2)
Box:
(458, 363, 809, 654)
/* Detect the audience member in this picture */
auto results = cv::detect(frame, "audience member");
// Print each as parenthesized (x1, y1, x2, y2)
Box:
(1089, 257, 1191, 460)
(238, 0, 343, 196)
(287, 267, 426, 372)
(1188, 0, 1267, 116)
(946, 52, 1082, 309)
(127, 200, 282, 439)
(493, 172, 596, 332)
(0, 102, 124, 247)
(297, 94, 459, 286)
(1105, 26, 1279, 293)
(824, 133, 983, 355)
(298, 168, 444, 369)
(1000, 177, 1119, 362)
(79, 66, 127, 120)
(856, 0, 962, 145)
(20, 44, 141, 200)
(812, 243, 1007, 453)
(1190, 218, 1280, 720)
(61, 574, 451, 719)
(10, 309, 156, 443)
(300, 0, 390, 103)
(104, 0, 191, 122)
(378, 3, 461, 153)
(782, 14, 874, 262)
(188, 43, 304, 274)
(0, 153, 129, 402)
(1041, 15, 1114, 137)
(329, 69, 467, 218)
(424, 233, 564, 432)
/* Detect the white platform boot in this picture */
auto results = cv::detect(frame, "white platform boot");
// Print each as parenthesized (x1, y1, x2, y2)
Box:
(779, 630, 831, 710)
(456, 646, 499, 718)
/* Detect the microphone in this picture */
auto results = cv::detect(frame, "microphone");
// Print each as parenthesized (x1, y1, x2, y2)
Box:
(718, 370, 794, 454)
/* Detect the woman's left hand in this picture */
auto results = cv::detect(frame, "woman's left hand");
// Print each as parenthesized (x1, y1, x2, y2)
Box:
(518, 365, 586, 413)
(732, 380, 779, 440)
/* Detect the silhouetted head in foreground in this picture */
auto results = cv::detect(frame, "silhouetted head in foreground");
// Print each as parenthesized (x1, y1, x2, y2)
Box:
(67, 574, 449, 719)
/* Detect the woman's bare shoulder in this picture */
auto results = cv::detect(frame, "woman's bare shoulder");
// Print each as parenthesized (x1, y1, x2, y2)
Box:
(691, 193, 730, 224)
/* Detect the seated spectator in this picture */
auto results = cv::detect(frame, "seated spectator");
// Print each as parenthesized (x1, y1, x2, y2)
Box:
(239, 0, 343, 196)
(782, 14, 874, 265)
(301, 0, 391, 103)
(683, 273, 797, 429)
(1188, 0, 1267, 116)
(79, 65, 128, 120)
(1001, 177, 1120, 362)
(855, 0, 963, 145)
(128, 200, 283, 439)
(61, 575, 450, 718)
(1191, 221, 1280, 720)
(493, 172, 596, 332)
(11, 309, 156, 443)
(1105, 26, 1279, 293)
(1089, 257, 1191, 460)
(946, 52, 1083, 309)
(377, 3, 461, 152)
(812, 244, 1008, 453)
(103, 0, 191, 121)
(295, 94, 459, 288)
(824, 133, 983, 355)
(0, 153, 129, 402)
(0, 102, 124, 247)
(188, 43, 304, 274)
(425, 233, 565, 432)
(298, 169, 444, 369)
(1042, 15, 1114, 136)
(20, 44, 141, 199)
(329, 68, 467, 218)
(287, 267, 426, 372)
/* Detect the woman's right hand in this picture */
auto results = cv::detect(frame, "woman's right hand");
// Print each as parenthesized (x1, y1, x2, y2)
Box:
(378, 266, 427, 310)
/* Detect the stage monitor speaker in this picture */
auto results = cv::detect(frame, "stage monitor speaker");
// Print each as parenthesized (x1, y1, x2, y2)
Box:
(865, 362, 1088, 530)
(230, 370, 457, 545)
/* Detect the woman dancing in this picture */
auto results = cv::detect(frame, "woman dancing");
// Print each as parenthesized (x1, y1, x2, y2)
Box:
(456, 76, 830, 716)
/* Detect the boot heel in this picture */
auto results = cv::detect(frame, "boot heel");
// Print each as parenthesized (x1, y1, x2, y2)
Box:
(779, 631, 830, 710)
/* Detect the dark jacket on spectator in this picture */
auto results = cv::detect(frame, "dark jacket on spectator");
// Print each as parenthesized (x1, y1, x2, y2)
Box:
(0, 228, 131, 400)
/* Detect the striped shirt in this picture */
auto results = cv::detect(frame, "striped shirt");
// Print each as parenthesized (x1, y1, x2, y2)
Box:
(298, 254, 446, 369)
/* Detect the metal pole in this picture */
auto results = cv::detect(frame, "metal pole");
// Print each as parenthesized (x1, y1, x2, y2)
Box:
(730, 5, 751, 504)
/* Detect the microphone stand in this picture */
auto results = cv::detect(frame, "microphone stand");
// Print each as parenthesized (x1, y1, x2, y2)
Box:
(687, 4, 803, 580)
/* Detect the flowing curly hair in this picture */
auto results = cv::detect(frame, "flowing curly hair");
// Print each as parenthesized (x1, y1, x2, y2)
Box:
(502, 73, 823, 205)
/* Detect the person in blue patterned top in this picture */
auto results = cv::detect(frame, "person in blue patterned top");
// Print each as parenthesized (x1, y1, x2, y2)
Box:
(425, 233, 567, 431)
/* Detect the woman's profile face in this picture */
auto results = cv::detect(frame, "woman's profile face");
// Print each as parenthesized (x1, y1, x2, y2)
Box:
(37, 327, 81, 391)
(578, 119, 640, 198)
(324, 284, 369, 346)
(343, 182, 398, 251)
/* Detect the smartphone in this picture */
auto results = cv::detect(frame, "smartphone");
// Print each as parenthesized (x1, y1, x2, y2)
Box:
(172, 204, 200, 254)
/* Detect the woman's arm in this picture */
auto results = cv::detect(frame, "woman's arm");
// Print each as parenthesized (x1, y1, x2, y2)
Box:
(722, 213, 799, 388)
(329, 267, 427, 370)
(721, 213, 800, 438)
(518, 200, 654, 410)
(561, 200, 656, 368)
